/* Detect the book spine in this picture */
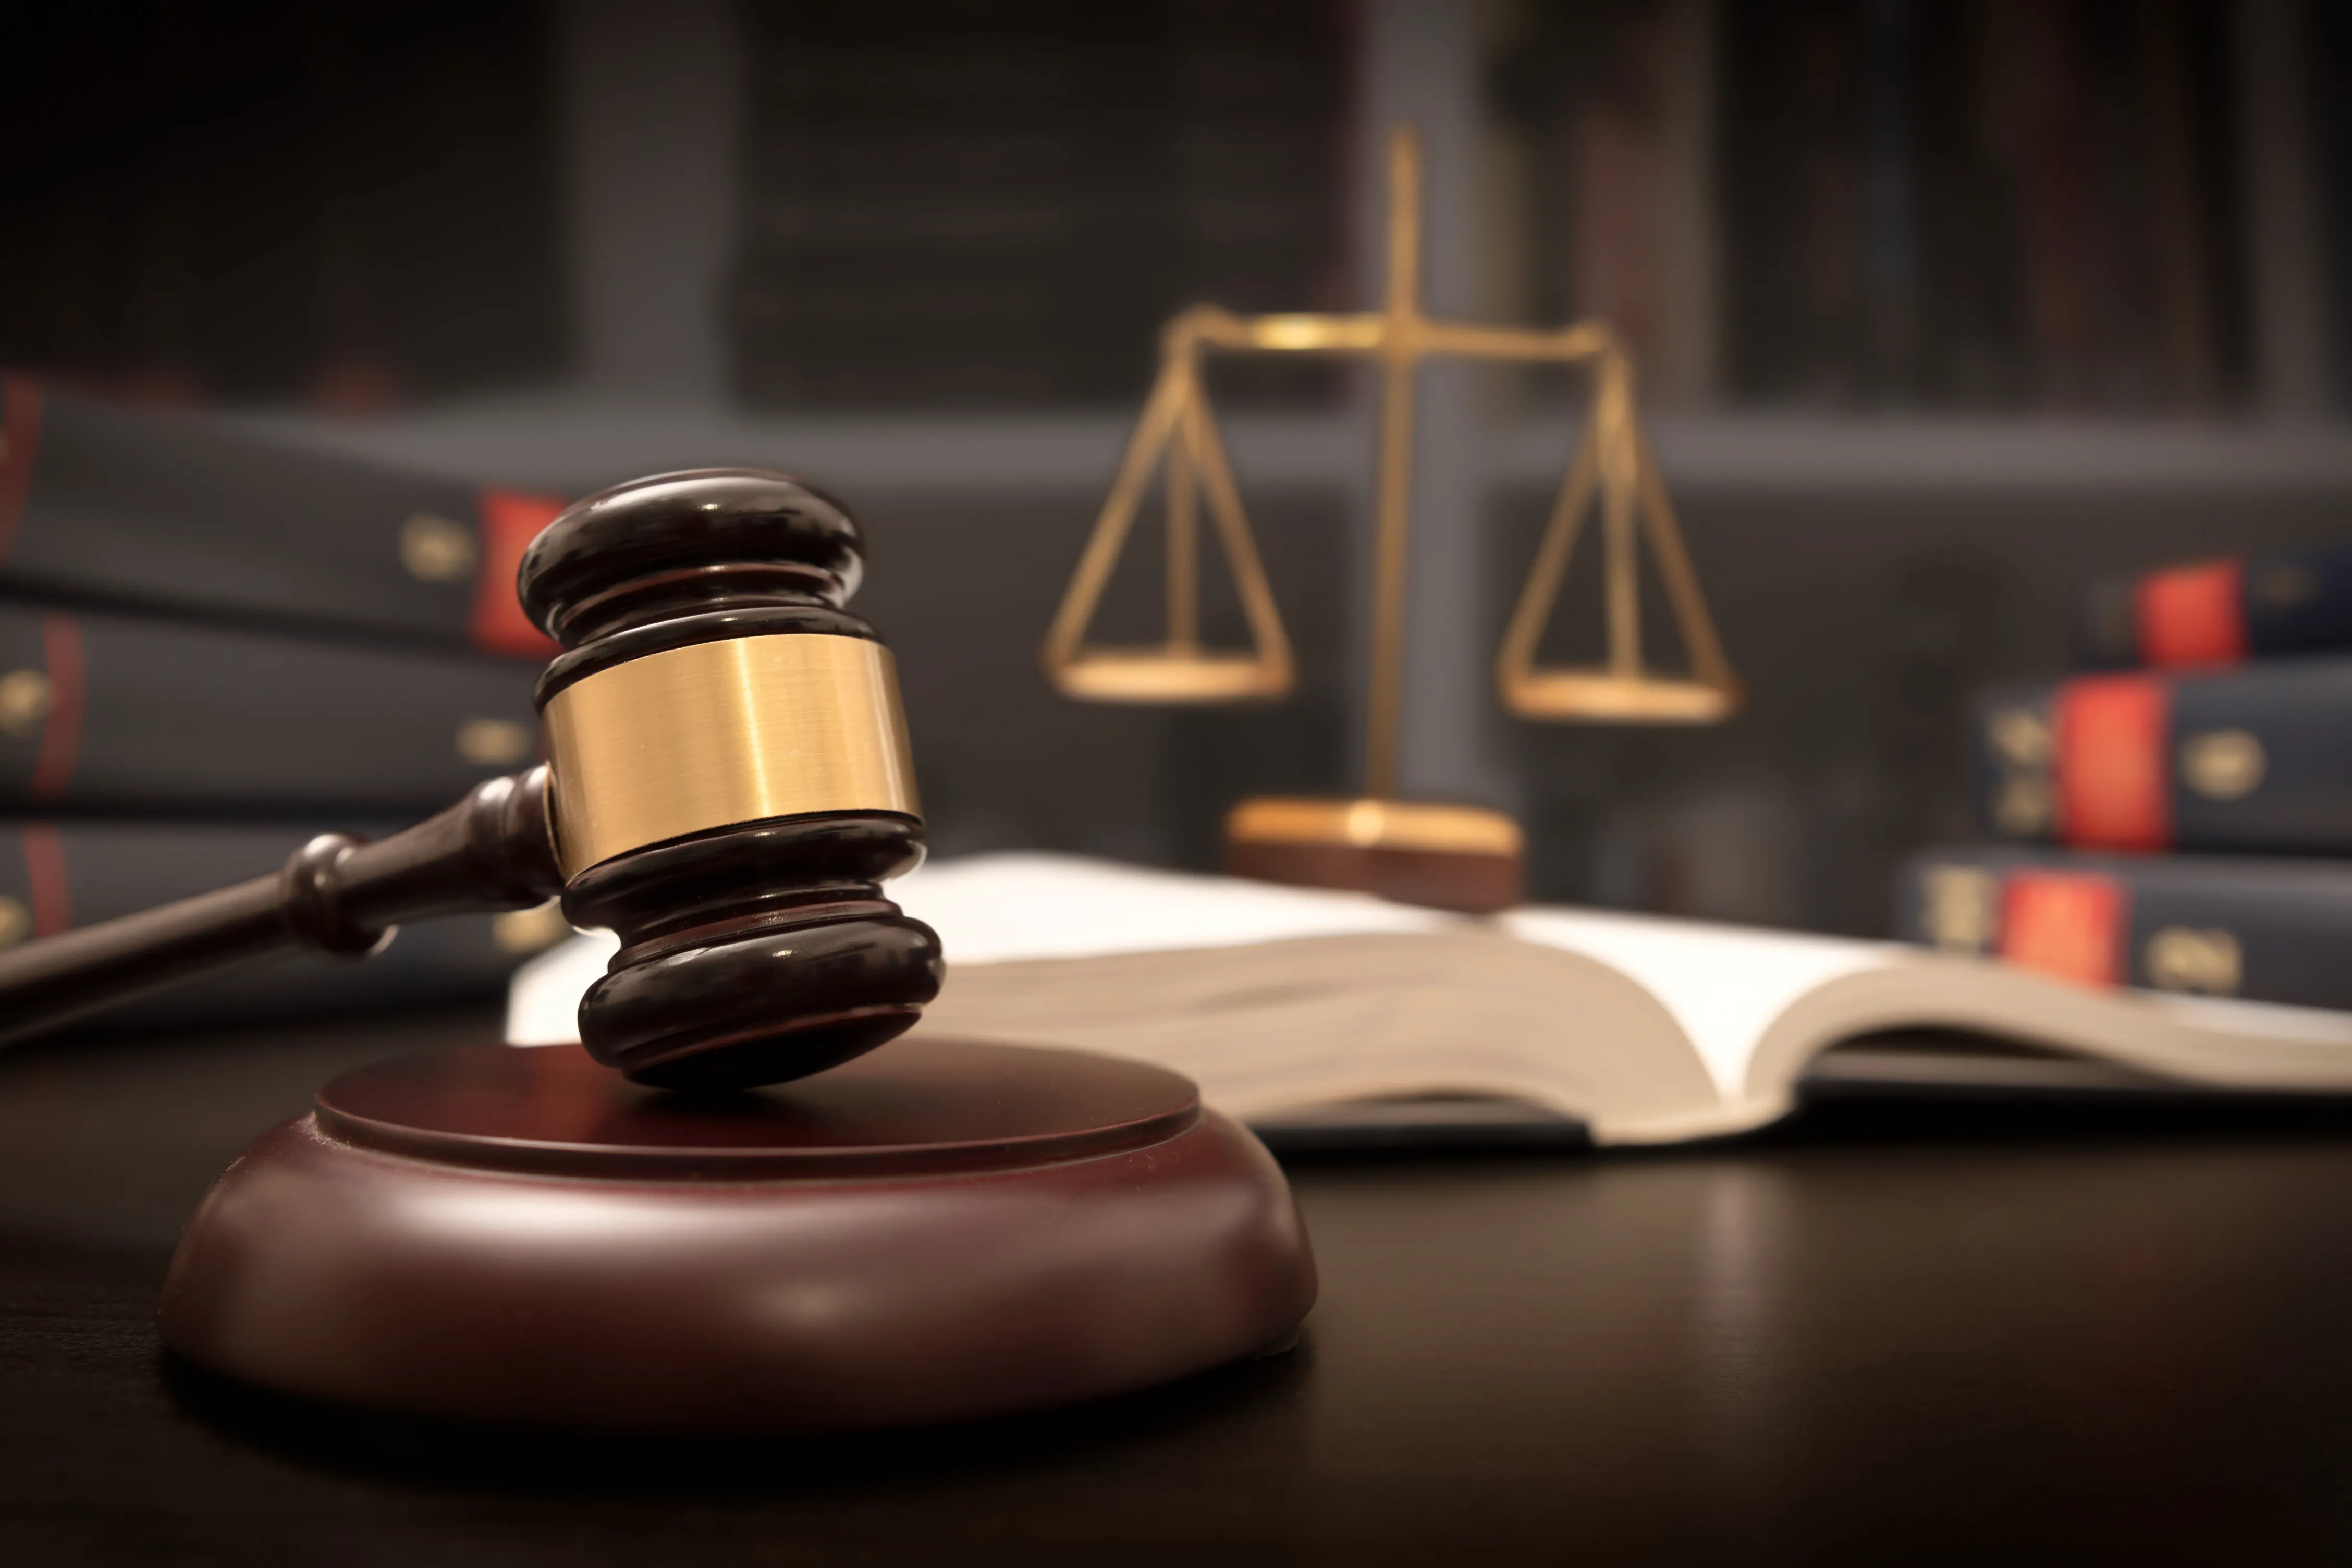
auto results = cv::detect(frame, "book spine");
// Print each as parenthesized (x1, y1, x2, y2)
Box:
(1914, 0, 2027, 405)
(1859, 0, 1922, 399)
(2140, 0, 2221, 410)
(0, 817, 570, 1028)
(2323, 0, 2352, 401)
(2014, 0, 2097, 406)
(0, 600, 541, 813)
(1897, 844, 2352, 1010)
(1972, 660, 2352, 853)
(1787, 3, 1865, 401)
(1656, 0, 1720, 406)
(2074, 540, 2352, 668)
(0, 375, 560, 659)
(1566, 28, 1669, 384)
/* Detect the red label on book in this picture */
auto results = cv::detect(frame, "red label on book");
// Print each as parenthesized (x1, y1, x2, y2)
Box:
(1999, 871, 2125, 988)
(30, 614, 83, 803)
(470, 490, 566, 659)
(2135, 558, 2245, 668)
(19, 823, 68, 937)
(2055, 675, 2171, 850)
(0, 375, 42, 567)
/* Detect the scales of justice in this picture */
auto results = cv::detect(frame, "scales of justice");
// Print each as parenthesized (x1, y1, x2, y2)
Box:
(1045, 127, 1741, 912)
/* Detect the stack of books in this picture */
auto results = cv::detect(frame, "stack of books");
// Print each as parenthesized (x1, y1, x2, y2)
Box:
(1898, 540, 2352, 1011)
(0, 374, 575, 1030)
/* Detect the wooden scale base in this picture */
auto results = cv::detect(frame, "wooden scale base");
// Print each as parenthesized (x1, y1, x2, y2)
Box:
(159, 1038, 1317, 1433)
(1225, 796, 1525, 914)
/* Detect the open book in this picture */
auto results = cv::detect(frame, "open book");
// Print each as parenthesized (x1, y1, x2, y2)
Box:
(506, 853, 2352, 1146)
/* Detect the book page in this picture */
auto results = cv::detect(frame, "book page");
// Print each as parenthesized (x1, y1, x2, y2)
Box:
(508, 929, 614, 1044)
(1501, 906, 1902, 1099)
(898, 852, 1451, 962)
(1747, 954, 2352, 1106)
(505, 852, 2352, 1138)
(921, 932, 1731, 1141)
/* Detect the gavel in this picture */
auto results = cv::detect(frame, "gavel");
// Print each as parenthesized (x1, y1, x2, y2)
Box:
(0, 468, 944, 1091)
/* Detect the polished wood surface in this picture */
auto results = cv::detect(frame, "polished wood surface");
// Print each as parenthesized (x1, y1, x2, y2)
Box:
(10, 1010, 2352, 1561)
(158, 1038, 1312, 1432)
(310, 1037, 1200, 1173)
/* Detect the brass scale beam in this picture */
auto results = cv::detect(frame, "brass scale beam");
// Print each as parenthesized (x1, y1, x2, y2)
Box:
(1044, 127, 1740, 804)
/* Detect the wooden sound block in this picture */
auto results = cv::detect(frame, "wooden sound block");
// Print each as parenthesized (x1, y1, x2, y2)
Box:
(158, 1038, 1316, 1433)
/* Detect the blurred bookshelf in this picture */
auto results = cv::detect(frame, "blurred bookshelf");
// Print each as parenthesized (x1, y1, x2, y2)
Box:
(225, 0, 2352, 507)
(237, 396, 2352, 500)
(16, 0, 2352, 476)
(727, 2, 1352, 409)
(0, 3, 567, 411)
(15, 0, 2352, 935)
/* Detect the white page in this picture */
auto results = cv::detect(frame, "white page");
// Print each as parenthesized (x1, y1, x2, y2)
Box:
(1501, 906, 1901, 1098)
(897, 852, 1450, 962)
(507, 929, 614, 1044)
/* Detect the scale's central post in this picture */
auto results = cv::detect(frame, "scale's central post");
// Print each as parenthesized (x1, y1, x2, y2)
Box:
(1045, 126, 1740, 912)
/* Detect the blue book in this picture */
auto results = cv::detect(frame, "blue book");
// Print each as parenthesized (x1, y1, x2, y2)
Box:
(1972, 659, 2352, 855)
(1897, 845, 2352, 1011)
(2075, 541, 2352, 670)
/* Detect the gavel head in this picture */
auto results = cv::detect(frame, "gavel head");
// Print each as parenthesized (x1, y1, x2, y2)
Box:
(518, 468, 941, 1092)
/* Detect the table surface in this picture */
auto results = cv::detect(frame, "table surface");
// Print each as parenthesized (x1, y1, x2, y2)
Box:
(7, 1008, 2352, 1565)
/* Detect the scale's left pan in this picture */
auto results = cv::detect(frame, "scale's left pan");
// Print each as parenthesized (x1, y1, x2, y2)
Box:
(161, 1037, 1316, 1432)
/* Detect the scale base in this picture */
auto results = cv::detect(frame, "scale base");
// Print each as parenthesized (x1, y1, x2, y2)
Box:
(159, 1038, 1316, 1434)
(1224, 796, 1524, 914)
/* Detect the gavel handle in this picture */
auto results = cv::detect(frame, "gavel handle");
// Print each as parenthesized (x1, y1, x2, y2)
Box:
(0, 767, 566, 1047)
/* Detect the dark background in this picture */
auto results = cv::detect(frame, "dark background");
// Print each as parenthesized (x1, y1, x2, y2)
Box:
(6, 0, 2352, 936)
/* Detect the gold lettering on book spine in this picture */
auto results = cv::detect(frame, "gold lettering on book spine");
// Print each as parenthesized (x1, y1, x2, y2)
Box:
(2179, 729, 2265, 800)
(2145, 927, 2242, 996)
(1920, 865, 1999, 953)
(544, 634, 920, 877)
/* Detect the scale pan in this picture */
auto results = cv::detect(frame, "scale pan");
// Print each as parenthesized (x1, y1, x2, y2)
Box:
(1504, 670, 1738, 724)
(1053, 650, 1289, 704)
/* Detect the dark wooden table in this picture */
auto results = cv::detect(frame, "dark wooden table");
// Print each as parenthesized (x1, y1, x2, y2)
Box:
(8, 1008, 2352, 1564)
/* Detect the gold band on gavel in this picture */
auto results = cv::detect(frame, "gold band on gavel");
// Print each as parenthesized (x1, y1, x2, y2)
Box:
(543, 634, 920, 877)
